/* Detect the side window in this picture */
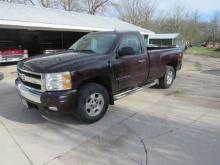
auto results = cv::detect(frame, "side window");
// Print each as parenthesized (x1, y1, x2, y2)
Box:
(144, 35, 148, 46)
(118, 34, 142, 55)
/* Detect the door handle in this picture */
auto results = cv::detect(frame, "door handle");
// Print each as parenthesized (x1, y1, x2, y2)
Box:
(138, 59, 146, 63)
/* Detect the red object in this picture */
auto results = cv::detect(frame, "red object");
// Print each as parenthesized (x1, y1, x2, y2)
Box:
(1, 48, 27, 57)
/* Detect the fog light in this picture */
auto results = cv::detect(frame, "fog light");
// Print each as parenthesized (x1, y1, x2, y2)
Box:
(48, 107, 58, 111)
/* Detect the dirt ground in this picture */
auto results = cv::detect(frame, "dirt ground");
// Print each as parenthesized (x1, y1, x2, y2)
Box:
(0, 54, 219, 165)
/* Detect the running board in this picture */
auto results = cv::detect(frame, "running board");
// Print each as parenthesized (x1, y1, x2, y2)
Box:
(114, 80, 158, 101)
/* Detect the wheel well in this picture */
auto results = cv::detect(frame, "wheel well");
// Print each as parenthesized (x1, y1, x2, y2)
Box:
(79, 76, 114, 105)
(167, 61, 177, 70)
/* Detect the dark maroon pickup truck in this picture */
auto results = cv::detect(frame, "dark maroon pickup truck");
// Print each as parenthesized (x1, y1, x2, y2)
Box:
(15, 31, 183, 123)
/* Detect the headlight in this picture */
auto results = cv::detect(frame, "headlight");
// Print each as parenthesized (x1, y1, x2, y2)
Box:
(45, 72, 72, 91)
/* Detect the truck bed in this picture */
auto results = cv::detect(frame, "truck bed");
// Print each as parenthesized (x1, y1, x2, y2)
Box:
(147, 47, 182, 80)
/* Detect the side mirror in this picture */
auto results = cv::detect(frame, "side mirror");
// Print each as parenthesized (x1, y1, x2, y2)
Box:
(118, 47, 135, 57)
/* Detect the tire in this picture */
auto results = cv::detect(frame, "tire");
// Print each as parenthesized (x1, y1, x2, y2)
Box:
(75, 83, 109, 123)
(159, 66, 175, 89)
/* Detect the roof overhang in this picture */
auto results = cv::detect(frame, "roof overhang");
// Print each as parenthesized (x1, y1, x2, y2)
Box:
(0, 20, 113, 32)
(0, 20, 154, 35)
(0, 3, 155, 35)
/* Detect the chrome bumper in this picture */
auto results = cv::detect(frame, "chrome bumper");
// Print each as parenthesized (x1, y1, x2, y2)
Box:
(16, 81, 41, 104)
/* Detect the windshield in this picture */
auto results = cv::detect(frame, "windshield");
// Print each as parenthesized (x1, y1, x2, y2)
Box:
(69, 33, 117, 55)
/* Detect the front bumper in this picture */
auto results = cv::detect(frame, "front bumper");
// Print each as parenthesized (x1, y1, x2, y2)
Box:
(15, 79, 77, 113)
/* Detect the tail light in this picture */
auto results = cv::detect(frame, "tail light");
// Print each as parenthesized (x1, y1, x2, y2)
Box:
(0, 51, 2, 60)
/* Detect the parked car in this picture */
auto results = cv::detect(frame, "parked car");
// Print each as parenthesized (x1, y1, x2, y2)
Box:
(0, 48, 29, 63)
(15, 31, 183, 123)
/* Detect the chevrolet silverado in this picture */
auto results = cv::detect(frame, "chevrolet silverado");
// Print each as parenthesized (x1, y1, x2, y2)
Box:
(16, 31, 183, 123)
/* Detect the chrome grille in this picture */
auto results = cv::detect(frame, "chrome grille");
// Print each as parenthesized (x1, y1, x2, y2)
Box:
(17, 68, 43, 92)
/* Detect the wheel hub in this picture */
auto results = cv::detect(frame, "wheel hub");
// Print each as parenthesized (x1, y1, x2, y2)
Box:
(86, 93, 104, 117)
(166, 70, 173, 85)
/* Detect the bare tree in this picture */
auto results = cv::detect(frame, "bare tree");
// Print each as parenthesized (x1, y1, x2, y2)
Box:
(59, 0, 80, 11)
(0, 0, 35, 5)
(183, 10, 202, 42)
(80, 0, 111, 15)
(40, 0, 51, 7)
(116, 0, 156, 29)
(162, 4, 189, 33)
(208, 13, 220, 44)
(39, 0, 78, 10)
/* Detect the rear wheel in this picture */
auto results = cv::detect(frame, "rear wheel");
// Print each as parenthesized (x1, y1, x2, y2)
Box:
(159, 66, 175, 89)
(76, 83, 109, 123)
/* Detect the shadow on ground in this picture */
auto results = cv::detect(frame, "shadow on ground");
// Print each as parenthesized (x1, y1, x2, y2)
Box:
(0, 81, 208, 165)
(201, 69, 220, 76)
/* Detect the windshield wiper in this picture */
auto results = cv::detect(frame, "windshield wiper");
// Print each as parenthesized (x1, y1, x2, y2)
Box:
(78, 49, 95, 54)
(70, 49, 95, 54)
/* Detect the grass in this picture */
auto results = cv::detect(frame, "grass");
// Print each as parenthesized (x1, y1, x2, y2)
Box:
(186, 46, 220, 58)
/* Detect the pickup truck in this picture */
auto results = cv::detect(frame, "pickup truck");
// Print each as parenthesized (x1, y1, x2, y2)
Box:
(15, 31, 183, 123)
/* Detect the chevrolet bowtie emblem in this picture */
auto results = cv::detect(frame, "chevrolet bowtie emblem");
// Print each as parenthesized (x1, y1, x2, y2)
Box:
(19, 73, 25, 81)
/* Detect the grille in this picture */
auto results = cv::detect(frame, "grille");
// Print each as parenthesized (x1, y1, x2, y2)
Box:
(18, 69, 41, 79)
(17, 68, 43, 91)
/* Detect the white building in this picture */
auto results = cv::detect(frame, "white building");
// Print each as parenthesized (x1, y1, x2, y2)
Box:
(149, 33, 185, 49)
(0, 2, 154, 55)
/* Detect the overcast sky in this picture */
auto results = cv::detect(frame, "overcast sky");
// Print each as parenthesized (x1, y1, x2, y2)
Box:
(159, 0, 220, 13)
(110, 0, 220, 20)
(158, 0, 220, 19)
(33, 0, 220, 21)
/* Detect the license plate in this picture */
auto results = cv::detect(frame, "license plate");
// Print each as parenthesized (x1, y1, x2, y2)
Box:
(21, 99, 29, 109)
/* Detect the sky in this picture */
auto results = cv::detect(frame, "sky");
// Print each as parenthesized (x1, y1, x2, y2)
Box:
(32, 0, 220, 21)
(158, 0, 220, 20)
(159, 0, 220, 12)
(109, 0, 220, 21)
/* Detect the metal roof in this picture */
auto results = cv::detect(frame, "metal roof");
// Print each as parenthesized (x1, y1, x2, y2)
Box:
(0, 2, 154, 35)
(149, 33, 180, 39)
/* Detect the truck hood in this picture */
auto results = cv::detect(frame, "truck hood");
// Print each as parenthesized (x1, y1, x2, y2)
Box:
(17, 50, 109, 73)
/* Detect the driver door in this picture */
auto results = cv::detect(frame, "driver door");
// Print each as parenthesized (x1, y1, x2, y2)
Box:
(112, 34, 148, 92)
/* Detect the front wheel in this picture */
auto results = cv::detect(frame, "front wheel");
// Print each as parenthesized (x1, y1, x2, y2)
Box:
(159, 66, 175, 89)
(76, 83, 109, 123)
